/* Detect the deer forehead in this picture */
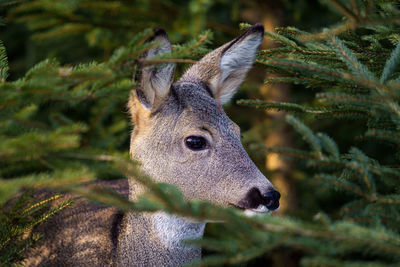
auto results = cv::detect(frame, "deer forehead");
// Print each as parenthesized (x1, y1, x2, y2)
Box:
(152, 81, 240, 137)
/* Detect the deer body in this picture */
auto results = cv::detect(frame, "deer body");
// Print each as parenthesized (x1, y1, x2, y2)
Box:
(24, 24, 280, 266)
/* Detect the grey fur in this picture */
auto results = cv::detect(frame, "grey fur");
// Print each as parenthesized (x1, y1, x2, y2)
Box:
(23, 24, 278, 267)
(136, 28, 175, 110)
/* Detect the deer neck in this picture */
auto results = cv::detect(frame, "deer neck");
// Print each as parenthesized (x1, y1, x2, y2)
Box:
(116, 179, 205, 266)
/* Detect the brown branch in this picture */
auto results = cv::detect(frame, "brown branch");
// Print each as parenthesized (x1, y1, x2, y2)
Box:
(328, 0, 358, 22)
(298, 22, 354, 42)
(138, 58, 198, 66)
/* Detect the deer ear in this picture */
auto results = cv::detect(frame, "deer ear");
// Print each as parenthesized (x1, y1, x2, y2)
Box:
(180, 24, 264, 105)
(135, 28, 175, 110)
(216, 24, 264, 104)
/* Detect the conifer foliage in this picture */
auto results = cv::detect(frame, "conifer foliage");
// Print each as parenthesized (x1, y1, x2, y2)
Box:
(240, 0, 400, 228)
(237, 1, 400, 265)
(1, 0, 400, 266)
(1, 1, 213, 262)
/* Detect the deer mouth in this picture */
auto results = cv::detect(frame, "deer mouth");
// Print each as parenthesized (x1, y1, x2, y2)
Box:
(244, 205, 271, 216)
(230, 203, 273, 216)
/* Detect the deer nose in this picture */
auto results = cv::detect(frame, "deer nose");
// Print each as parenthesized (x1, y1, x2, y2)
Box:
(237, 187, 281, 212)
(262, 190, 280, 210)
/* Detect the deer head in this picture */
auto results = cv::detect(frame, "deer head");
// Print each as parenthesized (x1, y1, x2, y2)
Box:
(128, 24, 280, 214)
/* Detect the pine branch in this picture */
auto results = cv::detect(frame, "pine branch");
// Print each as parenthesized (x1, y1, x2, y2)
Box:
(237, 99, 329, 114)
(286, 115, 323, 157)
(317, 132, 340, 159)
(381, 41, 400, 83)
(67, 156, 400, 264)
(329, 35, 376, 80)
(0, 192, 72, 265)
(348, 147, 376, 194)
(0, 168, 94, 203)
(315, 173, 371, 200)
(327, 0, 358, 22)
(297, 21, 354, 42)
(257, 58, 395, 93)
(302, 256, 396, 267)
(365, 129, 400, 145)
(0, 41, 8, 83)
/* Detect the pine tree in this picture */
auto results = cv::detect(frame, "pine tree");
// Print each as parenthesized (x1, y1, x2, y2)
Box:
(1, 1, 214, 262)
(1, 0, 400, 266)
(235, 1, 400, 265)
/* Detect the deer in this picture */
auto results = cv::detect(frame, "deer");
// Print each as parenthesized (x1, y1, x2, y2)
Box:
(23, 23, 280, 266)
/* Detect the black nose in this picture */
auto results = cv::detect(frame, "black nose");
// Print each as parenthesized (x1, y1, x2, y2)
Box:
(262, 190, 280, 210)
(237, 188, 281, 211)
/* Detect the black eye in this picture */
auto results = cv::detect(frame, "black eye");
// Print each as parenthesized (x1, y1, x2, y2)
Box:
(185, 136, 207, 151)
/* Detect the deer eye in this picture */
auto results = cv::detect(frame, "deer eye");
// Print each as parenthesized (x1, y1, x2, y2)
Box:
(185, 136, 207, 151)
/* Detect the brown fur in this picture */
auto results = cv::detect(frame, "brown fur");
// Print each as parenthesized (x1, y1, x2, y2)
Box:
(24, 180, 128, 266)
(128, 92, 152, 136)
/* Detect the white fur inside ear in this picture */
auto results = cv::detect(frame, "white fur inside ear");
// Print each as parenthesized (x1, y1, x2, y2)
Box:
(137, 32, 175, 110)
(218, 33, 263, 104)
(220, 33, 262, 80)
(149, 63, 175, 98)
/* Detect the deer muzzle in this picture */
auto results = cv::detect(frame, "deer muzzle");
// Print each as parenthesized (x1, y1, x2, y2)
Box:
(236, 187, 281, 214)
